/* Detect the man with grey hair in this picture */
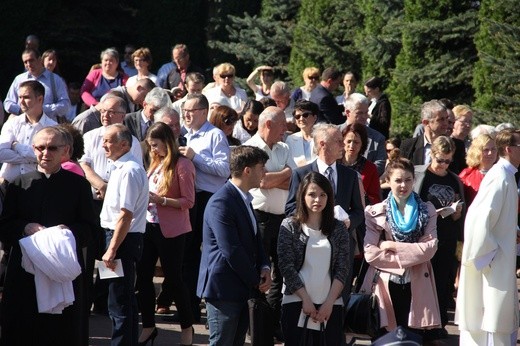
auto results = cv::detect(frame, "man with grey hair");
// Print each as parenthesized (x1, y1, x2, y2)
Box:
(341, 93, 386, 175)
(100, 123, 149, 345)
(400, 99, 450, 166)
(270, 81, 296, 124)
(245, 106, 292, 341)
(124, 87, 171, 141)
(79, 96, 143, 315)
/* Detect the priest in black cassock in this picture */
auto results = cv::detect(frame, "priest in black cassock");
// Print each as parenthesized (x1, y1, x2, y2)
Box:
(0, 126, 96, 346)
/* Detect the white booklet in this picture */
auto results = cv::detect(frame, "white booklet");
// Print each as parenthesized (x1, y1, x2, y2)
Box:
(96, 259, 124, 279)
(436, 200, 463, 219)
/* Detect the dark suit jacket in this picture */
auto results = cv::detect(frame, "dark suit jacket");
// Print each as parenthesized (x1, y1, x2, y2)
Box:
(400, 135, 466, 174)
(197, 182, 270, 303)
(309, 85, 344, 125)
(285, 161, 364, 230)
(124, 111, 146, 141)
(165, 63, 205, 90)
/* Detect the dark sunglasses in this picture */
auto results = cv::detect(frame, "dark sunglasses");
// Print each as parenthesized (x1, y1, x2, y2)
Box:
(220, 74, 234, 79)
(293, 111, 313, 120)
(223, 117, 238, 125)
(434, 157, 452, 165)
(34, 145, 65, 152)
(307, 75, 319, 80)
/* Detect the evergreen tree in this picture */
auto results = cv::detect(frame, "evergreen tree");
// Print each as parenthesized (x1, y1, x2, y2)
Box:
(472, 0, 520, 126)
(356, 0, 404, 82)
(207, 0, 298, 79)
(387, 0, 478, 138)
(288, 0, 362, 87)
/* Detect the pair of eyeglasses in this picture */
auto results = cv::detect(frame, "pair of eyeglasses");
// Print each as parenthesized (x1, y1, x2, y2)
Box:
(220, 74, 234, 79)
(307, 75, 319, 80)
(434, 157, 452, 165)
(34, 145, 65, 152)
(223, 117, 238, 125)
(293, 112, 313, 120)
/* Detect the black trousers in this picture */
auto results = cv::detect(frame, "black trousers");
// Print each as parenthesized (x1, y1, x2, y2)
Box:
(253, 209, 284, 330)
(136, 223, 194, 329)
(430, 237, 457, 327)
(183, 190, 213, 321)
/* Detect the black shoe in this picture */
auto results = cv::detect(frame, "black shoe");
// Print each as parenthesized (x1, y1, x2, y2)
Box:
(161, 312, 201, 324)
(138, 327, 158, 346)
(273, 327, 284, 343)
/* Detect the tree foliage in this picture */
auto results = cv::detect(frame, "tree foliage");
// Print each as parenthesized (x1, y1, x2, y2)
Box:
(472, 0, 520, 127)
(387, 0, 479, 138)
(207, 0, 298, 78)
(356, 0, 404, 83)
(288, 0, 362, 87)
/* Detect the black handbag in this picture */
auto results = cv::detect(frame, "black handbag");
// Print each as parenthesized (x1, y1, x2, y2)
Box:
(344, 265, 381, 338)
(247, 290, 274, 346)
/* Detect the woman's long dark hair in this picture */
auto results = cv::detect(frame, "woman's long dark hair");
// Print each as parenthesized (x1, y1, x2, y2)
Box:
(293, 171, 336, 236)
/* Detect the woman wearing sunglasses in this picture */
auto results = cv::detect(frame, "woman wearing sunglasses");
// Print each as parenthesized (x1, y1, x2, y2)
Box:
(203, 62, 247, 113)
(413, 135, 465, 340)
(291, 67, 321, 102)
(285, 100, 318, 168)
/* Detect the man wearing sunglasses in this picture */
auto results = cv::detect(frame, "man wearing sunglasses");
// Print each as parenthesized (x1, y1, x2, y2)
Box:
(0, 80, 57, 183)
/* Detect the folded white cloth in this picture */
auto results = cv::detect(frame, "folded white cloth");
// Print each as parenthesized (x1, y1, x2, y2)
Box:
(19, 226, 81, 314)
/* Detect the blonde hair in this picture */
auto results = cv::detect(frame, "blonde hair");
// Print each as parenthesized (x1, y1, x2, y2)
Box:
(216, 63, 235, 76)
(452, 104, 472, 120)
(302, 67, 320, 79)
(466, 134, 494, 168)
(431, 135, 455, 156)
(132, 47, 153, 66)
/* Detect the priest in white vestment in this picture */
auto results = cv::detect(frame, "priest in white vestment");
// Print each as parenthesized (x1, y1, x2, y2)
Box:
(455, 129, 520, 345)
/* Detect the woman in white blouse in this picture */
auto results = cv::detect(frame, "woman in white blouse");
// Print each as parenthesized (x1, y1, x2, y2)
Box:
(203, 62, 247, 112)
(125, 47, 157, 87)
(285, 100, 318, 168)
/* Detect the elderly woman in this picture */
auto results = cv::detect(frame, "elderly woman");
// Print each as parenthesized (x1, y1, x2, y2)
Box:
(233, 99, 264, 144)
(362, 157, 440, 338)
(80, 48, 128, 107)
(203, 62, 247, 112)
(285, 100, 318, 168)
(413, 136, 465, 339)
(209, 105, 241, 146)
(126, 47, 157, 87)
(291, 67, 321, 102)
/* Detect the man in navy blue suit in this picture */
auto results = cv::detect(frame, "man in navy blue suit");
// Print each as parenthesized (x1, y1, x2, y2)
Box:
(197, 145, 271, 345)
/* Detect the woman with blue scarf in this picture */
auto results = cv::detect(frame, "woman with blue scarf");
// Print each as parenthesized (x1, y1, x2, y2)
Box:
(359, 157, 441, 336)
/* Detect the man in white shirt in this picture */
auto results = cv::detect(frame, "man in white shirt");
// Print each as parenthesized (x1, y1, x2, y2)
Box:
(79, 95, 143, 315)
(245, 106, 292, 342)
(100, 124, 148, 345)
(4, 48, 70, 121)
(0, 80, 57, 182)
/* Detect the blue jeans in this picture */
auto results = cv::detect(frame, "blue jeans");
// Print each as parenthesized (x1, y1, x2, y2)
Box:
(206, 299, 249, 346)
(105, 231, 143, 346)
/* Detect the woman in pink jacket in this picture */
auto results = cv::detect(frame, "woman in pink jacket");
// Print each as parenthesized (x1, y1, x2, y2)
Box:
(360, 157, 441, 339)
(136, 122, 195, 346)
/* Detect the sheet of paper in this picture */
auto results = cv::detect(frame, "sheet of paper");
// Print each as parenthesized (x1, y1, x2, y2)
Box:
(96, 259, 124, 279)
(437, 200, 461, 219)
(297, 311, 327, 331)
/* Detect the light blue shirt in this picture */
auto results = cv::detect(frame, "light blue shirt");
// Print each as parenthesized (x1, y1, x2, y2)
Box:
(4, 69, 70, 120)
(185, 121, 230, 193)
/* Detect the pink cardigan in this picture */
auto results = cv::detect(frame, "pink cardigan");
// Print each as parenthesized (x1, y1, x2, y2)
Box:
(80, 69, 128, 106)
(360, 201, 441, 330)
(153, 157, 195, 238)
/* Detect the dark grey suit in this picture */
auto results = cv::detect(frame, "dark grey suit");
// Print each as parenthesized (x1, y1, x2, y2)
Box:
(124, 111, 148, 142)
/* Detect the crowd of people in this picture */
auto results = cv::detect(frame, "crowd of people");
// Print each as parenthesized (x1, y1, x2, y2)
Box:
(0, 34, 518, 346)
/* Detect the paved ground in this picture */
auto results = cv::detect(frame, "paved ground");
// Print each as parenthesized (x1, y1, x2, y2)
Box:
(88, 278, 520, 345)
